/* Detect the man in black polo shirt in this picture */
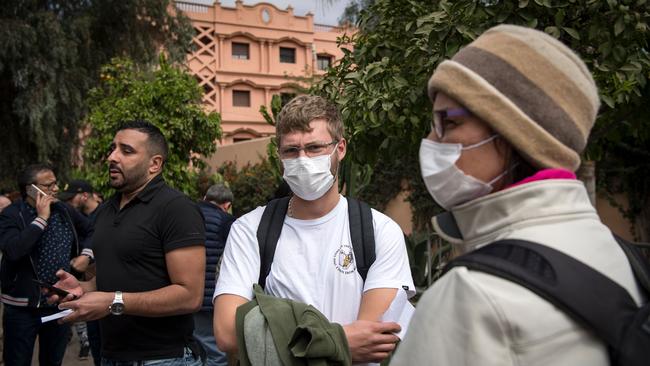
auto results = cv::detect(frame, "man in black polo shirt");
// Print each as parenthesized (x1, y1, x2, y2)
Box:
(52, 120, 206, 366)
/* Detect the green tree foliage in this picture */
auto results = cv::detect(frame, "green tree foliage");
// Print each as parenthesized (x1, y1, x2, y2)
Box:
(80, 56, 221, 199)
(314, 0, 650, 237)
(0, 0, 192, 189)
(338, 0, 375, 25)
(218, 160, 281, 217)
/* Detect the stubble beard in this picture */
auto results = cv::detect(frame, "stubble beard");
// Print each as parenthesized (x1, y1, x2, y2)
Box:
(109, 162, 150, 194)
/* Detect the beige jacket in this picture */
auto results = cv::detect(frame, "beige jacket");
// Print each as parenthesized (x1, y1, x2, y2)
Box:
(392, 179, 645, 366)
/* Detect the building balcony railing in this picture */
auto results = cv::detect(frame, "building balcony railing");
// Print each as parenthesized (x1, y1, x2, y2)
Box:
(175, 1, 209, 14)
(314, 23, 343, 33)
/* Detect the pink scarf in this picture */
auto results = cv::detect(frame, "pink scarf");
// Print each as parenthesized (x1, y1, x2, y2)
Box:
(507, 168, 576, 189)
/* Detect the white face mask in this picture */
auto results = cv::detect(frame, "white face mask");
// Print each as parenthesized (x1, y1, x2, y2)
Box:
(419, 135, 508, 210)
(282, 146, 338, 201)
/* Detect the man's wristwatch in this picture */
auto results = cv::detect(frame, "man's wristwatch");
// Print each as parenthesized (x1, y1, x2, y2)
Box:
(109, 291, 125, 316)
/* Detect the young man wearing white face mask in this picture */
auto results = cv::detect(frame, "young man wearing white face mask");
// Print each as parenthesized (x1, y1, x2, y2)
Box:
(213, 95, 415, 364)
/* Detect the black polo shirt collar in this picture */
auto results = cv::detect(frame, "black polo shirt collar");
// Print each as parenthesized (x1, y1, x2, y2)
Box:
(109, 174, 165, 210)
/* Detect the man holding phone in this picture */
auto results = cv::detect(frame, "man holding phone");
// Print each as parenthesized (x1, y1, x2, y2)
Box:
(0, 163, 94, 366)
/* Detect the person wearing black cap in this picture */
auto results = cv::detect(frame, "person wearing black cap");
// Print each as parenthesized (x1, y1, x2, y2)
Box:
(59, 180, 101, 218)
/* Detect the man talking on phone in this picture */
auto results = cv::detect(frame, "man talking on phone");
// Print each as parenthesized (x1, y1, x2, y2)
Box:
(0, 163, 94, 366)
(51, 120, 206, 366)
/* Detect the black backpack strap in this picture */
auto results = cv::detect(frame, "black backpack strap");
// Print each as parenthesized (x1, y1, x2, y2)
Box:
(256, 196, 290, 289)
(346, 197, 376, 281)
(443, 239, 640, 350)
(614, 234, 650, 295)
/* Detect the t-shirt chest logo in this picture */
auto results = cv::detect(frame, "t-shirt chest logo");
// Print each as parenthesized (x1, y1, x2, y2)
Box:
(333, 243, 356, 274)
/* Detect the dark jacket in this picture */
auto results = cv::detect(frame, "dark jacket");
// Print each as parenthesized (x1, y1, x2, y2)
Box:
(198, 200, 235, 311)
(0, 200, 94, 307)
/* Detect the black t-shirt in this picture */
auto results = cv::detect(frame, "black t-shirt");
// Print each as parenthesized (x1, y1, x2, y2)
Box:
(93, 174, 205, 361)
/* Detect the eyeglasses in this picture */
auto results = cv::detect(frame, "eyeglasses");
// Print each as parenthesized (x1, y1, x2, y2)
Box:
(35, 181, 58, 190)
(278, 140, 338, 159)
(433, 108, 471, 139)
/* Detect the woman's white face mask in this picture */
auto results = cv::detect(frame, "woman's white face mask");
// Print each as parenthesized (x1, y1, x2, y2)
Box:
(282, 145, 338, 201)
(419, 135, 509, 210)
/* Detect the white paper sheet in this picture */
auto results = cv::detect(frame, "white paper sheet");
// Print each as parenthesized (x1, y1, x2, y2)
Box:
(41, 309, 73, 323)
(381, 288, 415, 339)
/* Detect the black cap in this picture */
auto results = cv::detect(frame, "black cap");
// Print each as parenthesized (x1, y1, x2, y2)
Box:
(58, 180, 93, 201)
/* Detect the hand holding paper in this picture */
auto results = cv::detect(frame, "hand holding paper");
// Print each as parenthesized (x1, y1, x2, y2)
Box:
(41, 309, 73, 323)
(381, 288, 415, 339)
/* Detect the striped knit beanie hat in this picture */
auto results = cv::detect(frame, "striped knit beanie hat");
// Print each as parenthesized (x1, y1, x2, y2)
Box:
(428, 24, 600, 171)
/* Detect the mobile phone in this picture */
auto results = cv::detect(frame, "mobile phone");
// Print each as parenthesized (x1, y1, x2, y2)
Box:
(27, 184, 49, 200)
(32, 279, 77, 300)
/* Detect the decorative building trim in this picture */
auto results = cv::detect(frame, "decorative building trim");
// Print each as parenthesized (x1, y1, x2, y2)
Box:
(224, 31, 262, 42)
(226, 79, 264, 88)
(274, 36, 307, 47)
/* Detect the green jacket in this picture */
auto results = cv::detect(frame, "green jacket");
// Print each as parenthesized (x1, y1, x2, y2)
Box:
(235, 285, 352, 366)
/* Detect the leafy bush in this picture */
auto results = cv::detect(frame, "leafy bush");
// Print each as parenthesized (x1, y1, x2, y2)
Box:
(218, 160, 282, 217)
(405, 231, 452, 296)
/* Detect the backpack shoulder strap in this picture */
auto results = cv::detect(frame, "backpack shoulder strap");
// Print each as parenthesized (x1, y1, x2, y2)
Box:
(443, 239, 640, 350)
(346, 197, 376, 281)
(256, 196, 290, 289)
(614, 234, 650, 295)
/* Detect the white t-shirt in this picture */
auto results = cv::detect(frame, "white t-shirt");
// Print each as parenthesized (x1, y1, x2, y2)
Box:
(214, 195, 415, 325)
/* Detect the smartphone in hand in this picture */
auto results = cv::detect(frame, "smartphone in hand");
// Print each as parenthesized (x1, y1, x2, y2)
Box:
(27, 184, 49, 200)
(32, 279, 78, 300)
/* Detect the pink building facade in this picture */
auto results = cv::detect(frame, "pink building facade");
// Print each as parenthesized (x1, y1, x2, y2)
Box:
(176, 1, 351, 144)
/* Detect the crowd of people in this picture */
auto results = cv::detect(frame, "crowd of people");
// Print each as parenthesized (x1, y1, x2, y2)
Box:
(0, 24, 647, 366)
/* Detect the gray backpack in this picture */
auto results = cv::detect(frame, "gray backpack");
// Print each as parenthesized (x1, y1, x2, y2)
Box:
(444, 237, 650, 366)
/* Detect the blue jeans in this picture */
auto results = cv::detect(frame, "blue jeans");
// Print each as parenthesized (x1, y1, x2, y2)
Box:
(193, 311, 227, 366)
(2, 304, 71, 366)
(101, 347, 203, 366)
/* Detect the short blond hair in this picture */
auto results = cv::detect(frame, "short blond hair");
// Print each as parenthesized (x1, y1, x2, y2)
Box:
(275, 95, 343, 146)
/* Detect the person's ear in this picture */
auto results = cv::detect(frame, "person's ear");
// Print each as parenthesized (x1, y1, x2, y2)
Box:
(149, 155, 164, 174)
(336, 138, 347, 161)
(494, 137, 511, 170)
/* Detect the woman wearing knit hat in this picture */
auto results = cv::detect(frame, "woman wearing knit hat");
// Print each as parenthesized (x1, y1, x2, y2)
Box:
(390, 25, 646, 365)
